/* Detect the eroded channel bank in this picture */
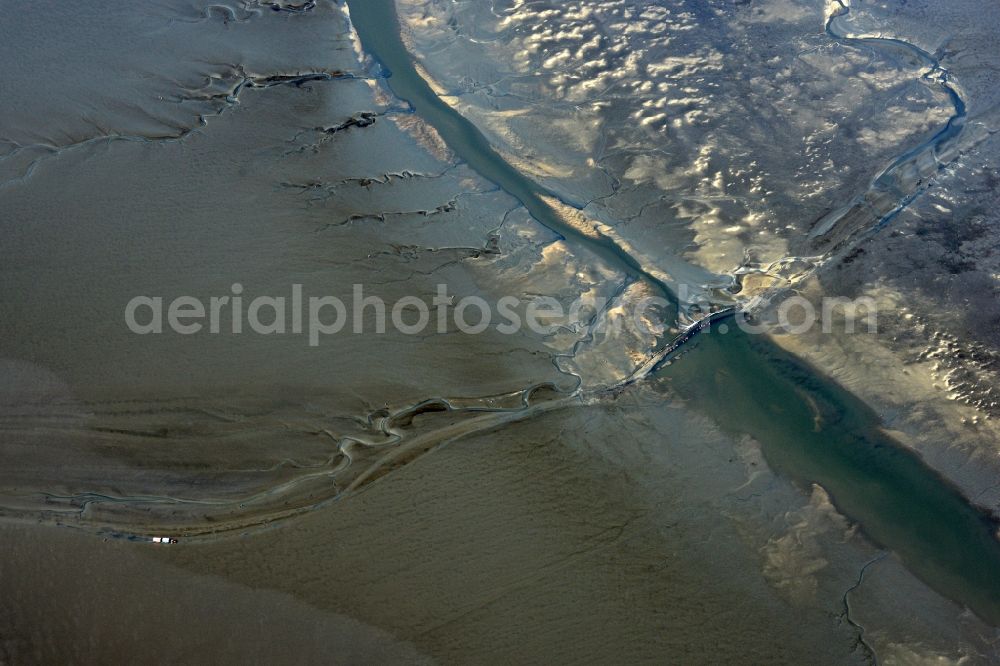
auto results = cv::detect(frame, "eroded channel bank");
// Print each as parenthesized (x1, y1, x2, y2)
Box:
(343, 0, 1000, 625)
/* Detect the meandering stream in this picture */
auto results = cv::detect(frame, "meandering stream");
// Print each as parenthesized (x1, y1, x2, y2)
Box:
(344, 0, 1000, 625)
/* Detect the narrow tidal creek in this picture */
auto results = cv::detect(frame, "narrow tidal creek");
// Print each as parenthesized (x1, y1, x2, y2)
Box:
(345, 0, 1000, 625)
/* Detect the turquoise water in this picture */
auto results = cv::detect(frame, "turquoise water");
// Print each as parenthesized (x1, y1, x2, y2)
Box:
(671, 326, 1000, 624)
(346, 0, 1000, 624)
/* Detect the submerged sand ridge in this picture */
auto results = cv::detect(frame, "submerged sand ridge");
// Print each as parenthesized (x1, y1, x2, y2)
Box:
(2, 0, 1000, 662)
(346, 0, 1000, 629)
(2, 0, 974, 541)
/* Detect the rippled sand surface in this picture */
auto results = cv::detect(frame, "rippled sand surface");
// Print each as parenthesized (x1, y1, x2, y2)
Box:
(6, 385, 993, 663)
(394, 0, 1000, 502)
(2, 0, 1000, 663)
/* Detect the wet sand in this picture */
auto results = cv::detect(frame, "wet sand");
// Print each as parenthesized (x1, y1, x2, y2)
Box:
(2, 0, 1000, 662)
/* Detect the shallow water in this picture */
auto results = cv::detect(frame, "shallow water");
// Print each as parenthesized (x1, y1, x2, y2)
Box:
(346, 0, 1000, 626)
(0, 2, 997, 660)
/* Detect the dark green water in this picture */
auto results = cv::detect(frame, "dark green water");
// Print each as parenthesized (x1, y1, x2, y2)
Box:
(343, 0, 678, 317)
(346, 0, 1000, 624)
(671, 326, 1000, 624)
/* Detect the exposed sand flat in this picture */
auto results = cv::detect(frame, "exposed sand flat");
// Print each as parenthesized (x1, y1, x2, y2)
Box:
(2, 0, 1000, 662)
